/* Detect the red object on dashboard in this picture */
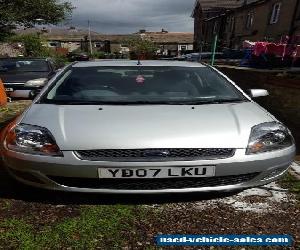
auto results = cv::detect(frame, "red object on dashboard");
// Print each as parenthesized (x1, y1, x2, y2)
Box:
(136, 75, 145, 84)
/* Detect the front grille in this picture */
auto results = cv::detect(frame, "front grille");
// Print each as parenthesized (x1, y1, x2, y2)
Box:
(48, 172, 259, 190)
(74, 148, 235, 162)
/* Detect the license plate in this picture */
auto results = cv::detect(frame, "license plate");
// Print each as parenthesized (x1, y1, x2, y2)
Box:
(5, 88, 13, 92)
(98, 166, 215, 179)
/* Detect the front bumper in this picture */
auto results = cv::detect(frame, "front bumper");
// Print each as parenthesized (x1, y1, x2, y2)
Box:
(1, 146, 296, 194)
(4, 84, 40, 98)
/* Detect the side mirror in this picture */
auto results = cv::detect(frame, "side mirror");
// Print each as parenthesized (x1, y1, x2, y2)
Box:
(29, 89, 41, 100)
(248, 89, 269, 98)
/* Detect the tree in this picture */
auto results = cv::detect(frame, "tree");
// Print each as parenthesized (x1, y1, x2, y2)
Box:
(10, 34, 49, 57)
(9, 34, 68, 68)
(0, 0, 73, 40)
(125, 36, 158, 59)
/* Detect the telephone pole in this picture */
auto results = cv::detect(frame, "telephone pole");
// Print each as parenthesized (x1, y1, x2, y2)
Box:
(88, 20, 93, 55)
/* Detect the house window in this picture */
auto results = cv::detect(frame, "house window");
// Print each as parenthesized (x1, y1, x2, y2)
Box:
(94, 42, 103, 48)
(270, 2, 281, 24)
(213, 21, 219, 34)
(246, 12, 254, 29)
(230, 16, 235, 32)
(180, 45, 187, 51)
(48, 42, 58, 47)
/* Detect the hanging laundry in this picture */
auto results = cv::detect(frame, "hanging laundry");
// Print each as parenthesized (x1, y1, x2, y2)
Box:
(265, 43, 286, 57)
(253, 42, 268, 56)
(243, 40, 255, 49)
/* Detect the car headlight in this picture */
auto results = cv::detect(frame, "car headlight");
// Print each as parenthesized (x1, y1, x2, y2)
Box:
(246, 122, 294, 154)
(5, 124, 63, 157)
(24, 78, 48, 87)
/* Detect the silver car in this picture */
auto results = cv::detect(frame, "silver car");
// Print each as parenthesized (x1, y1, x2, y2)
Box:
(0, 60, 296, 194)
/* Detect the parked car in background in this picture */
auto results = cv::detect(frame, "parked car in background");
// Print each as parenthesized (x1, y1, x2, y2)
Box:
(185, 52, 224, 62)
(0, 60, 295, 194)
(67, 52, 90, 62)
(0, 58, 58, 99)
(173, 55, 186, 61)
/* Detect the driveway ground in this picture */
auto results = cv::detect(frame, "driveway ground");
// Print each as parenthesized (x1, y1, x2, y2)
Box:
(0, 101, 299, 249)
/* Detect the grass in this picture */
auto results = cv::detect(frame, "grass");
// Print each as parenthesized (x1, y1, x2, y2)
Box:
(279, 172, 300, 201)
(0, 205, 144, 249)
(0, 200, 13, 210)
(0, 101, 31, 128)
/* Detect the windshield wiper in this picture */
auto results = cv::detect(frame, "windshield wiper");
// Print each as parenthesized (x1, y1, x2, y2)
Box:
(40, 99, 247, 105)
(41, 100, 120, 105)
(179, 99, 247, 105)
(41, 100, 184, 105)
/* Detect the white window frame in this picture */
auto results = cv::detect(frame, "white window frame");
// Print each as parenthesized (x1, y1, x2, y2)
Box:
(246, 12, 254, 29)
(94, 42, 103, 48)
(270, 2, 281, 24)
(230, 16, 235, 32)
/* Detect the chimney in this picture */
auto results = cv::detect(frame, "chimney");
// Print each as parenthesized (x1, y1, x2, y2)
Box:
(41, 27, 48, 33)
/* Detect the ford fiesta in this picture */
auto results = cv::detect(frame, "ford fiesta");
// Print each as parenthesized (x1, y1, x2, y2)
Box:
(0, 60, 296, 194)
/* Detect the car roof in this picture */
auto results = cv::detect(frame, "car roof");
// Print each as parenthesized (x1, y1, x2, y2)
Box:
(0, 57, 49, 61)
(73, 60, 206, 68)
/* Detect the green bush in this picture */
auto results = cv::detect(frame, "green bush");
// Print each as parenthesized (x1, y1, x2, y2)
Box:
(9, 34, 69, 67)
(51, 52, 69, 68)
(9, 34, 50, 57)
(91, 51, 106, 59)
(125, 37, 158, 60)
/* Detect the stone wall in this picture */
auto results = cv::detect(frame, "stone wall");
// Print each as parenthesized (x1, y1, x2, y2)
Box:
(217, 66, 300, 154)
(0, 43, 23, 57)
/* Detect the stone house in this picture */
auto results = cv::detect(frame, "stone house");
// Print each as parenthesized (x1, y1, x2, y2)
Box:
(193, 0, 300, 50)
(0, 43, 24, 57)
(292, 0, 300, 37)
(192, 0, 248, 50)
(225, 0, 300, 48)
(139, 30, 194, 56)
(15, 28, 193, 57)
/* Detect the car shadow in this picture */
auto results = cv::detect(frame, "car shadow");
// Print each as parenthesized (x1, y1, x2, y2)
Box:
(0, 166, 241, 205)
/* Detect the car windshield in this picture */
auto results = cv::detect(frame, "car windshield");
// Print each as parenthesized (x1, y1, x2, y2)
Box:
(0, 59, 49, 72)
(41, 66, 247, 105)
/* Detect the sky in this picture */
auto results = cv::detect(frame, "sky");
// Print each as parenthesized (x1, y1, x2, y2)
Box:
(66, 0, 195, 34)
